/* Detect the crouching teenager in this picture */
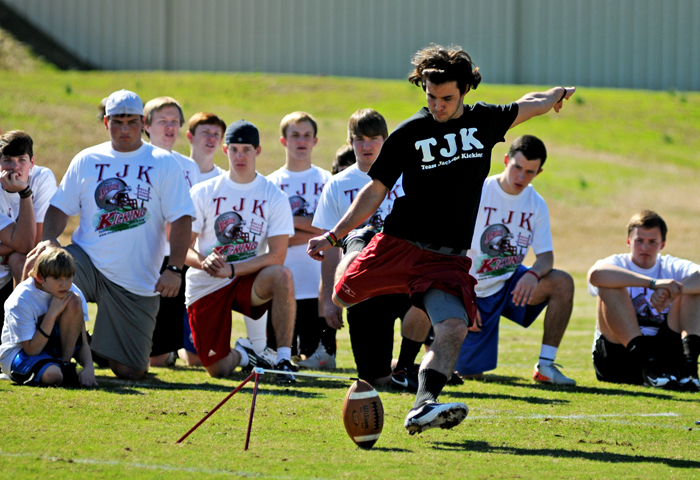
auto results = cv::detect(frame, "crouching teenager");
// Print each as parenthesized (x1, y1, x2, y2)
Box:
(0, 248, 97, 387)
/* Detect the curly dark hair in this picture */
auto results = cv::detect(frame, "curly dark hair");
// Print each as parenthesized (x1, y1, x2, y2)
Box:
(408, 44, 482, 95)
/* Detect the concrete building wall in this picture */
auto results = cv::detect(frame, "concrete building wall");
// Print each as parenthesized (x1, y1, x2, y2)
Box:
(4, 0, 699, 90)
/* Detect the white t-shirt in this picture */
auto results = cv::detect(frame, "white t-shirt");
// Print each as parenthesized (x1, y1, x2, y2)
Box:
(0, 278, 89, 374)
(171, 150, 202, 189)
(468, 176, 552, 297)
(312, 164, 404, 233)
(0, 165, 58, 287)
(199, 164, 226, 182)
(267, 165, 332, 299)
(588, 253, 699, 336)
(185, 173, 294, 306)
(50, 141, 196, 297)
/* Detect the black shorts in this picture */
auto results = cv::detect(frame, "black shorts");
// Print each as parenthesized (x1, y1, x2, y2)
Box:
(592, 323, 683, 385)
(150, 257, 187, 356)
(347, 293, 412, 382)
(267, 298, 335, 356)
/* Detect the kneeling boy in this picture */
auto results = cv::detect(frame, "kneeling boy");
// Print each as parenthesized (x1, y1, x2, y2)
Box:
(0, 248, 96, 387)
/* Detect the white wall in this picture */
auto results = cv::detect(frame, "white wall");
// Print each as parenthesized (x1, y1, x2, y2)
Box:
(5, 0, 699, 90)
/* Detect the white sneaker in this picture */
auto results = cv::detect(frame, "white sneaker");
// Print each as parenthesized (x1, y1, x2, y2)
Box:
(297, 344, 336, 370)
(404, 402, 468, 435)
(234, 337, 274, 370)
(533, 362, 577, 386)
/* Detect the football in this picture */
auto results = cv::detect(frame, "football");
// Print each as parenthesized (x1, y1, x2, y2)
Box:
(342, 380, 384, 449)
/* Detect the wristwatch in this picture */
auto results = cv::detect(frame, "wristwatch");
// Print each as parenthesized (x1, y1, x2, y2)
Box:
(164, 264, 183, 276)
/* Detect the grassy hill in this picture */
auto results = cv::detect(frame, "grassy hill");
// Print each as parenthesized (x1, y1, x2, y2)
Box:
(2, 31, 700, 480)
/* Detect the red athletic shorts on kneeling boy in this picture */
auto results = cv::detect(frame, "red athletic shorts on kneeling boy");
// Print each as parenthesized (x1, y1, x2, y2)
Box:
(187, 272, 270, 367)
(335, 233, 477, 326)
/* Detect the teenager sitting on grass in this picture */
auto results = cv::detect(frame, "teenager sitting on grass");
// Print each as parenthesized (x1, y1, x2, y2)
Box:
(0, 247, 97, 387)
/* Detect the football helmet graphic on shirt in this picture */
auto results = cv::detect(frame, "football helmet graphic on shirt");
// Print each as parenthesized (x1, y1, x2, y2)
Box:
(480, 224, 519, 257)
(214, 211, 250, 244)
(288, 195, 312, 217)
(94, 178, 139, 212)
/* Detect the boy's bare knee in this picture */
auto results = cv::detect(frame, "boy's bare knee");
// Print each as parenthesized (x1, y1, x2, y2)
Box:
(40, 365, 63, 386)
(109, 359, 146, 380)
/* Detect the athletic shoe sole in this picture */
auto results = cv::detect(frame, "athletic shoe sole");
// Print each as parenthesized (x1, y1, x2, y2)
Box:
(404, 403, 468, 435)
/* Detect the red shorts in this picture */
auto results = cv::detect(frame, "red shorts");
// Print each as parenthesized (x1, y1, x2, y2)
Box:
(335, 233, 477, 326)
(187, 273, 270, 367)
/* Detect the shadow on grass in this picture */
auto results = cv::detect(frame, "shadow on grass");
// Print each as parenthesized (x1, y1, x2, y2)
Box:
(93, 371, 344, 398)
(432, 440, 700, 469)
(371, 447, 413, 453)
(487, 376, 695, 402)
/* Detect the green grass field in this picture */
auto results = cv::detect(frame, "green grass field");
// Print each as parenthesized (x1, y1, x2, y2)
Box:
(1, 40, 700, 479)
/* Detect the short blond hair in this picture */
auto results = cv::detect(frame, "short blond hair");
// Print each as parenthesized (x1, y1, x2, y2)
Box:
(30, 247, 76, 280)
(280, 111, 318, 138)
(143, 97, 185, 132)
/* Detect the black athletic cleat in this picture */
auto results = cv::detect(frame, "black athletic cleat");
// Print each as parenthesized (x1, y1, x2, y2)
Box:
(235, 338, 274, 372)
(275, 359, 296, 385)
(391, 368, 419, 393)
(678, 361, 700, 392)
(404, 402, 468, 435)
(447, 372, 465, 386)
(61, 362, 80, 388)
(642, 366, 678, 389)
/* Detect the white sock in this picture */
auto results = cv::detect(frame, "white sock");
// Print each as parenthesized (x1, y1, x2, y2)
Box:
(539, 345, 558, 366)
(234, 346, 249, 368)
(244, 313, 268, 353)
(277, 347, 292, 363)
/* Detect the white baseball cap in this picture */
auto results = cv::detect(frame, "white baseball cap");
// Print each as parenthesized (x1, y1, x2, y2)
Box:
(105, 89, 143, 116)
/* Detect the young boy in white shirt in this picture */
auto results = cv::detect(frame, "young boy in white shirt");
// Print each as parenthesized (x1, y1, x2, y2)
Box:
(0, 247, 96, 387)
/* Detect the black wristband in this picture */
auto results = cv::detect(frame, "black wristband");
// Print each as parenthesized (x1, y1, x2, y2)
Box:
(19, 186, 33, 199)
(164, 264, 183, 276)
(37, 325, 50, 338)
(558, 88, 567, 103)
(228, 263, 235, 279)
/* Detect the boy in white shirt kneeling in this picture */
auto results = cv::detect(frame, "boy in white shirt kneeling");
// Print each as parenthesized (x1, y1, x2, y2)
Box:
(0, 248, 96, 387)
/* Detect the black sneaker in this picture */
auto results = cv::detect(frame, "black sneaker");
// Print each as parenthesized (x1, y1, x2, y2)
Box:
(235, 338, 274, 372)
(403, 402, 468, 435)
(61, 362, 80, 388)
(275, 359, 296, 385)
(642, 366, 678, 389)
(391, 368, 418, 393)
(678, 361, 700, 392)
(447, 372, 464, 386)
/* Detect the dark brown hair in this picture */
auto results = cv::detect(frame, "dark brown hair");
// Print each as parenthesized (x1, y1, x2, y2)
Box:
(628, 210, 668, 242)
(0, 130, 33, 158)
(408, 44, 482, 95)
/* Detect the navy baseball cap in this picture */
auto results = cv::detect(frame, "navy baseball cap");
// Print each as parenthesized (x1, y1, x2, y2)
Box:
(225, 120, 259, 146)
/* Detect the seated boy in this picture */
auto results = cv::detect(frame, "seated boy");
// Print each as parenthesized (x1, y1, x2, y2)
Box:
(588, 210, 700, 390)
(0, 247, 97, 387)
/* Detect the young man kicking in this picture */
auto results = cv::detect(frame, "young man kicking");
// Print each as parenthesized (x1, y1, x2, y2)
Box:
(455, 135, 576, 385)
(588, 210, 700, 390)
(185, 120, 297, 384)
(267, 112, 334, 369)
(309, 44, 574, 434)
(313, 108, 431, 390)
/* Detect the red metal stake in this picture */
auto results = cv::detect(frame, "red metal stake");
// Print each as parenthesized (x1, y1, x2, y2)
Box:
(176, 372, 256, 444)
(244, 372, 261, 451)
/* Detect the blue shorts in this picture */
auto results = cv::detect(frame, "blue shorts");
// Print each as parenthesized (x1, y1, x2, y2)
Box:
(455, 265, 548, 375)
(182, 310, 197, 354)
(10, 325, 80, 386)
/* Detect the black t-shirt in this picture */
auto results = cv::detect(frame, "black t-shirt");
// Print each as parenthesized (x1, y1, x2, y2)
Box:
(369, 102, 518, 251)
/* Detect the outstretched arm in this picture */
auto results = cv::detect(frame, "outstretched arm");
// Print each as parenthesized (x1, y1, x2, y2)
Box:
(511, 87, 576, 129)
(307, 179, 389, 260)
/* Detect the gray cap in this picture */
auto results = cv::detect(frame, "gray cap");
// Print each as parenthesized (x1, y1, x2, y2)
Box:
(225, 120, 259, 146)
(105, 89, 143, 116)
